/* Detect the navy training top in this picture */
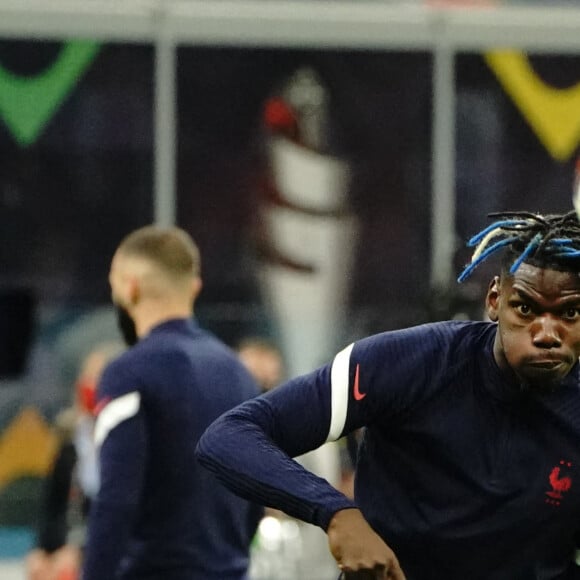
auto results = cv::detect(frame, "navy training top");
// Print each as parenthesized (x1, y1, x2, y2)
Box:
(83, 318, 263, 580)
(197, 321, 580, 580)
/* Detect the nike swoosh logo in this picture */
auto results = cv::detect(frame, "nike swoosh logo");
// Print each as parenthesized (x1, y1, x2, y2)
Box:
(353, 364, 366, 401)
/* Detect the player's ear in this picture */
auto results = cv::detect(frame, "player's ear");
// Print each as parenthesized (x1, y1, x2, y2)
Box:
(127, 276, 141, 305)
(485, 276, 501, 322)
(192, 276, 202, 300)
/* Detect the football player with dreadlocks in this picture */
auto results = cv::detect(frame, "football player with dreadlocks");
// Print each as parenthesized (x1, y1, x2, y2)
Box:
(197, 210, 580, 580)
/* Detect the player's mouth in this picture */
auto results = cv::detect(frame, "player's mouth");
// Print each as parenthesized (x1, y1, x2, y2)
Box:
(523, 358, 571, 382)
(528, 360, 565, 370)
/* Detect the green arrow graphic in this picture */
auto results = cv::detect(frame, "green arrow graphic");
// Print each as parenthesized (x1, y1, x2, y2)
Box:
(0, 40, 101, 147)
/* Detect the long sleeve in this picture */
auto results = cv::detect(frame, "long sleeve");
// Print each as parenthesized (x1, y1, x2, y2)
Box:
(196, 367, 356, 531)
(82, 396, 146, 580)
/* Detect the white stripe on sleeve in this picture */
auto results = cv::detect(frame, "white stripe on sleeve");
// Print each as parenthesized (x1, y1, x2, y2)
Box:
(94, 391, 141, 449)
(326, 343, 354, 442)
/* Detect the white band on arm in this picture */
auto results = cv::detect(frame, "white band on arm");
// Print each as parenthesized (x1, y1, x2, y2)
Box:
(326, 343, 354, 442)
(94, 391, 141, 449)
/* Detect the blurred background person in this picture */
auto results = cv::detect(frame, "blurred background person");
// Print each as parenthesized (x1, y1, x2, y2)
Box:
(25, 341, 124, 580)
(83, 225, 263, 580)
(237, 337, 285, 393)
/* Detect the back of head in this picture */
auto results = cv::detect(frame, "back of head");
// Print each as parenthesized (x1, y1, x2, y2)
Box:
(117, 225, 201, 283)
(111, 226, 202, 343)
(458, 210, 580, 282)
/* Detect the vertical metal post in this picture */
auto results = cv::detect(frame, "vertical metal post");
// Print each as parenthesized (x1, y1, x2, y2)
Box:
(430, 43, 456, 292)
(154, 22, 177, 226)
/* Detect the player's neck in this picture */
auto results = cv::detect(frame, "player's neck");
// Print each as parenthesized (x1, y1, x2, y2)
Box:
(135, 300, 193, 338)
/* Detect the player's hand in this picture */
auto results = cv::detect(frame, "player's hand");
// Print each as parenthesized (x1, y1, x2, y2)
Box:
(328, 508, 406, 580)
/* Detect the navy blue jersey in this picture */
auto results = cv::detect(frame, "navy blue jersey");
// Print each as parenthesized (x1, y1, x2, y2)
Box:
(83, 319, 262, 580)
(197, 321, 580, 580)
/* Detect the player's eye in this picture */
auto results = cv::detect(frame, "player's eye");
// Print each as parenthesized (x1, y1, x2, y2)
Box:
(561, 308, 580, 321)
(514, 303, 532, 316)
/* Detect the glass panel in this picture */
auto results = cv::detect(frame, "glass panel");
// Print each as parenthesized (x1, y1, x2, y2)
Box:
(177, 47, 433, 361)
(0, 41, 154, 304)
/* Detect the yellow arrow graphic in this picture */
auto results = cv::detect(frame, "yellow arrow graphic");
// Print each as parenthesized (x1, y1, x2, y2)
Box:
(485, 50, 580, 162)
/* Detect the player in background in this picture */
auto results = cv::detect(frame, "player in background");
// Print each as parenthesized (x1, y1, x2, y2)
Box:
(237, 337, 285, 393)
(198, 210, 580, 579)
(83, 226, 262, 580)
(26, 341, 123, 580)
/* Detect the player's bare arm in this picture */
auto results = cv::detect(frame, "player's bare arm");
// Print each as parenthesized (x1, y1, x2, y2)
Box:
(328, 508, 406, 580)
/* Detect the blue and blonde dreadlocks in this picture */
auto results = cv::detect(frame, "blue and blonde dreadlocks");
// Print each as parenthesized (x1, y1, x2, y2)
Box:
(458, 210, 580, 283)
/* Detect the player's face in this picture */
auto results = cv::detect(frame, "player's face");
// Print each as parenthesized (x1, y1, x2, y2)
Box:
(486, 263, 580, 389)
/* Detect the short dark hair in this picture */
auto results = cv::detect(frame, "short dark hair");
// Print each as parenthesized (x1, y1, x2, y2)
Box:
(118, 225, 201, 278)
(458, 210, 580, 282)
